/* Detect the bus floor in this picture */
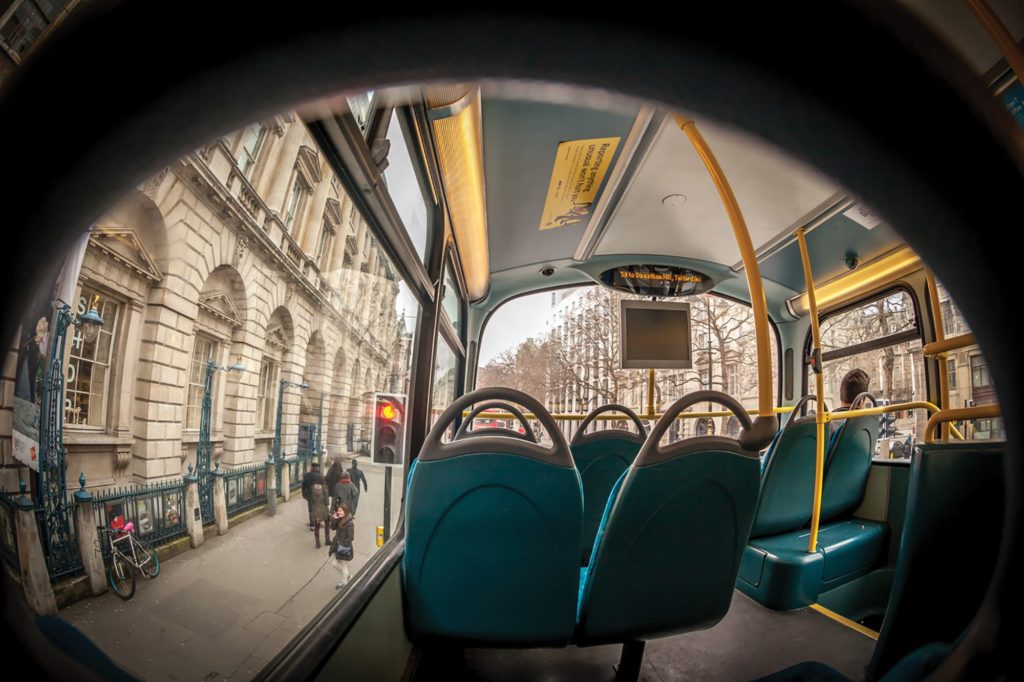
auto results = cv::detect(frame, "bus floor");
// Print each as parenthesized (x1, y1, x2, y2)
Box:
(411, 591, 875, 681)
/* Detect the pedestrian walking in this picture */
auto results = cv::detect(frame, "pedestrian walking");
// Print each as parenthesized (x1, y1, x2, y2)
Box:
(309, 475, 330, 549)
(347, 458, 368, 509)
(333, 471, 359, 516)
(301, 460, 326, 531)
(328, 502, 355, 588)
(325, 457, 344, 506)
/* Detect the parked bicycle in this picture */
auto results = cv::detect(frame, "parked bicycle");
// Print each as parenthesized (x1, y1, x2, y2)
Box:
(101, 517, 160, 600)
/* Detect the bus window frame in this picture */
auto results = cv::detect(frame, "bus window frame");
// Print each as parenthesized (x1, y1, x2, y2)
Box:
(309, 102, 462, 486)
(801, 283, 930, 406)
(473, 283, 784, 408)
(306, 106, 438, 304)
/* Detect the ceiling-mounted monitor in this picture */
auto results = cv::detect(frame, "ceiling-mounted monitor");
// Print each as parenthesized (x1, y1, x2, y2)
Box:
(620, 300, 692, 369)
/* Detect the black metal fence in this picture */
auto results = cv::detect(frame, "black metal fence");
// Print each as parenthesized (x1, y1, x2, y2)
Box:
(92, 479, 188, 558)
(0, 491, 19, 571)
(286, 453, 316, 492)
(224, 462, 269, 516)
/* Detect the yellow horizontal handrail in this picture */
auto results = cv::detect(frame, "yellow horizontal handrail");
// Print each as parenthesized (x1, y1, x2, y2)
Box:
(925, 405, 1001, 443)
(822, 400, 966, 441)
(461, 406, 795, 422)
(923, 334, 977, 356)
(823, 400, 942, 422)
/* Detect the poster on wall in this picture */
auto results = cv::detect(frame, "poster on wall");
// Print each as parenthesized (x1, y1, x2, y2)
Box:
(11, 231, 90, 472)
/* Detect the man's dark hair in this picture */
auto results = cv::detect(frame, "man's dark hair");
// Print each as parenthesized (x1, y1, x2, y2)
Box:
(840, 369, 871, 405)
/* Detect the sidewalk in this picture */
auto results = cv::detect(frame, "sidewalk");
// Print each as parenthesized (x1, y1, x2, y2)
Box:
(60, 465, 404, 681)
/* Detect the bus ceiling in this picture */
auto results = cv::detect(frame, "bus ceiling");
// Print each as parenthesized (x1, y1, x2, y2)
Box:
(402, 84, 915, 319)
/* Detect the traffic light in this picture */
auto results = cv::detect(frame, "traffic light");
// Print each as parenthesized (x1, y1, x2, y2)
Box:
(879, 411, 898, 438)
(371, 393, 406, 466)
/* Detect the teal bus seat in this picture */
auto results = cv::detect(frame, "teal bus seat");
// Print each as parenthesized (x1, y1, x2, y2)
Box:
(577, 391, 763, 644)
(404, 388, 583, 646)
(820, 392, 879, 522)
(570, 405, 646, 565)
(868, 442, 1004, 680)
(738, 393, 887, 610)
(738, 519, 888, 610)
(751, 395, 828, 538)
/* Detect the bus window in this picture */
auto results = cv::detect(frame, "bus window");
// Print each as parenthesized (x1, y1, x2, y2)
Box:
(441, 263, 462, 335)
(814, 290, 926, 457)
(477, 286, 779, 444)
(432, 338, 460, 437)
(381, 109, 431, 264)
(935, 281, 1003, 440)
(5, 109, 425, 672)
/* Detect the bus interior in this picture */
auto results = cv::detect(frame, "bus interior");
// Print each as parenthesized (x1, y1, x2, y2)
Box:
(1, 2, 1022, 681)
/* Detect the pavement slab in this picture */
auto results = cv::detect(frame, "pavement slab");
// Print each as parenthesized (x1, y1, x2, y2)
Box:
(60, 459, 406, 681)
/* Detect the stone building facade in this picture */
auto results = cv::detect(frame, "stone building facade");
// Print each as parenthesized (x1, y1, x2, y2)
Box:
(2, 113, 412, 490)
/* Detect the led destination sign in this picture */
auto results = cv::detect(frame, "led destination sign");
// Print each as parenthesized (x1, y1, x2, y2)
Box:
(600, 265, 714, 297)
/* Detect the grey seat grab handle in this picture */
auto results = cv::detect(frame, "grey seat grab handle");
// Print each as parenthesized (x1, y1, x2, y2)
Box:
(454, 401, 538, 443)
(572, 404, 647, 445)
(636, 390, 755, 465)
(849, 392, 879, 409)
(419, 387, 572, 465)
(785, 394, 828, 431)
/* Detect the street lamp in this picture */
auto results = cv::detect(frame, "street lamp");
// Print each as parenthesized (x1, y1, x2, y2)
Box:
(197, 356, 245, 519)
(37, 295, 104, 576)
(273, 378, 308, 463)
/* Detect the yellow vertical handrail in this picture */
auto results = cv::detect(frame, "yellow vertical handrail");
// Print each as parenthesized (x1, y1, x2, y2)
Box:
(675, 116, 774, 420)
(647, 368, 656, 418)
(963, 0, 1024, 85)
(796, 228, 826, 554)
(925, 271, 951, 441)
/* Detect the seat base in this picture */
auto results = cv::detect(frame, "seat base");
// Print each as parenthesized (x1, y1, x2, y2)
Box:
(737, 519, 888, 610)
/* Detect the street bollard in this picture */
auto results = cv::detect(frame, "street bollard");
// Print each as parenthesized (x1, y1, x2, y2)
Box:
(212, 464, 228, 536)
(184, 465, 204, 548)
(14, 482, 57, 615)
(73, 474, 106, 595)
(280, 460, 290, 502)
(265, 460, 277, 516)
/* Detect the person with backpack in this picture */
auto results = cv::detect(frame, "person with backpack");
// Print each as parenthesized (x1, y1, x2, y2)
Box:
(301, 460, 326, 533)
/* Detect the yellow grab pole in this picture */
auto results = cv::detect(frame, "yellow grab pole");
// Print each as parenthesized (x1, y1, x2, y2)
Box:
(647, 368, 656, 419)
(796, 228, 826, 554)
(676, 116, 773, 418)
(964, 0, 1024, 86)
(926, 405, 1001, 443)
(925, 271, 951, 441)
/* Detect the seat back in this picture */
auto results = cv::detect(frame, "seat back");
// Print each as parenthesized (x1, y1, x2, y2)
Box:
(751, 395, 828, 538)
(577, 391, 764, 643)
(868, 442, 1004, 680)
(571, 404, 646, 564)
(404, 387, 583, 646)
(821, 393, 879, 522)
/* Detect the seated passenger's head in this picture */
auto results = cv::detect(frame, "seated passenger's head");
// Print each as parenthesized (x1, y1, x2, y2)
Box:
(840, 369, 870, 408)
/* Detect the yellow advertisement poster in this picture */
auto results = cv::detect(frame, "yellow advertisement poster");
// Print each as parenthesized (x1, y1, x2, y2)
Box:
(539, 137, 620, 231)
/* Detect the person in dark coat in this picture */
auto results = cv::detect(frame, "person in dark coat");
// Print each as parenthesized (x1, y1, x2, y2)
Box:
(325, 457, 344, 507)
(309, 476, 330, 549)
(333, 471, 359, 516)
(301, 461, 326, 531)
(347, 458, 368, 509)
(329, 502, 355, 588)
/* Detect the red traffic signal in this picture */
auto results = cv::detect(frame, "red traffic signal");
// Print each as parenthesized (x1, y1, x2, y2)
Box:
(372, 393, 406, 466)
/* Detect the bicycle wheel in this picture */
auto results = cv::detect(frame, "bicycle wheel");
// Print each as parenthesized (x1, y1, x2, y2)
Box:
(136, 539, 160, 579)
(108, 553, 135, 600)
